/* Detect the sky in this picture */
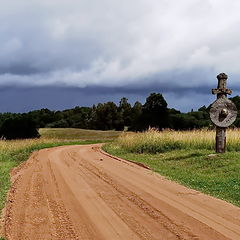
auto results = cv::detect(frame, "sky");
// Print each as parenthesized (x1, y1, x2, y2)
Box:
(1, 0, 240, 112)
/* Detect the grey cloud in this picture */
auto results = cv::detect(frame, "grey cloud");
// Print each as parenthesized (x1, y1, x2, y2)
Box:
(1, 0, 240, 87)
(0, 85, 214, 113)
(0, 64, 40, 75)
(0, 86, 146, 113)
(1, 0, 240, 112)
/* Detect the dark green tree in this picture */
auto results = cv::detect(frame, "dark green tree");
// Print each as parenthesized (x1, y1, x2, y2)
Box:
(129, 101, 143, 131)
(142, 93, 168, 129)
(0, 115, 40, 140)
(90, 102, 120, 130)
(229, 96, 240, 127)
(118, 97, 132, 130)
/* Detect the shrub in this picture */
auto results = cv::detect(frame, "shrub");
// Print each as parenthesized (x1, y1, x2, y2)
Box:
(0, 115, 40, 140)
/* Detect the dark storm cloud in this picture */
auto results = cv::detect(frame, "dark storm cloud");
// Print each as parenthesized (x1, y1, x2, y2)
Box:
(0, 84, 226, 113)
(1, 0, 240, 111)
(0, 64, 41, 75)
(1, 71, 239, 113)
(0, 86, 147, 113)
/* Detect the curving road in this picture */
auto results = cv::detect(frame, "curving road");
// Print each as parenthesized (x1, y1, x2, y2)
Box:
(3, 144, 240, 240)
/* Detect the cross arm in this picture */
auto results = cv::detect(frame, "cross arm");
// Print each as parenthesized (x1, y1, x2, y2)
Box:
(212, 88, 232, 95)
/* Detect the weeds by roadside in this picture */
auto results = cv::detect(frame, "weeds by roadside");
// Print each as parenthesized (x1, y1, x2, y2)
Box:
(114, 128, 240, 153)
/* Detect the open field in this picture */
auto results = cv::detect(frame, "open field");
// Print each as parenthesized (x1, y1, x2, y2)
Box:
(39, 128, 121, 140)
(103, 129, 240, 206)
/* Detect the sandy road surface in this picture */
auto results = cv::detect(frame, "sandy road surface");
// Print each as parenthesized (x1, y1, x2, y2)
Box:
(2, 144, 240, 240)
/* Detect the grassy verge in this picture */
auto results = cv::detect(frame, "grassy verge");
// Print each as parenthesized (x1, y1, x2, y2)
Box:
(103, 129, 240, 207)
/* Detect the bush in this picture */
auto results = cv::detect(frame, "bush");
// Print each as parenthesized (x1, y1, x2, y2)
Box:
(0, 115, 40, 140)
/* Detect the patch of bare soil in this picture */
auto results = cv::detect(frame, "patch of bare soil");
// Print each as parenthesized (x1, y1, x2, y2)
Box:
(2, 144, 240, 239)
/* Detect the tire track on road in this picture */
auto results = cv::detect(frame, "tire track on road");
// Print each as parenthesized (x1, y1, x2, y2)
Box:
(3, 144, 240, 240)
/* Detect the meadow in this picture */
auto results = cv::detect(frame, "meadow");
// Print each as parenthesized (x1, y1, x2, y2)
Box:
(109, 128, 240, 152)
(39, 128, 120, 140)
(104, 129, 240, 206)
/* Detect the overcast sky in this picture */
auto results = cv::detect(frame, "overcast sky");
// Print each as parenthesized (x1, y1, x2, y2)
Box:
(1, 0, 240, 112)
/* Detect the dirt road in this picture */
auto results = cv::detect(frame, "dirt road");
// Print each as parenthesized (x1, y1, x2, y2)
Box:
(2, 144, 240, 240)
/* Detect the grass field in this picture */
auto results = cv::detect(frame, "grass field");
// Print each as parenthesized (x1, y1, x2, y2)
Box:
(39, 128, 121, 140)
(103, 129, 240, 206)
(110, 128, 240, 153)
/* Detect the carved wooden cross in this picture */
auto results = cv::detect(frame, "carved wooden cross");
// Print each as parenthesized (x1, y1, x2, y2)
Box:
(210, 73, 237, 153)
(212, 73, 232, 96)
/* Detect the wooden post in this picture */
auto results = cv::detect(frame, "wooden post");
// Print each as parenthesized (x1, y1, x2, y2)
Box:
(216, 127, 226, 153)
(210, 73, 237, 153)
(215, 73, 227, 153)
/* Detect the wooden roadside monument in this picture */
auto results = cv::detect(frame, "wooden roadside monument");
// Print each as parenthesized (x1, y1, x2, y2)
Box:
(210, 73, 237, 153)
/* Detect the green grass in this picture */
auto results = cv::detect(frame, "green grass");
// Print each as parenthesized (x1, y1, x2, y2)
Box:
(39, 128, 121, 140)
(103, 143, 240, 207)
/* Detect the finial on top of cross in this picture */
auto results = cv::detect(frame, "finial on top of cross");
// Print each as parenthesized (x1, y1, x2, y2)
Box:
(212, 72, 232, 96)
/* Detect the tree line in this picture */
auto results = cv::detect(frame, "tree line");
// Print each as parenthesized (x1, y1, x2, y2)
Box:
(1, 93, 240, 139)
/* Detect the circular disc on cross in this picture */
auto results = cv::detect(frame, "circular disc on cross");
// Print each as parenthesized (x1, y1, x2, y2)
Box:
(210, 97, 237, 127)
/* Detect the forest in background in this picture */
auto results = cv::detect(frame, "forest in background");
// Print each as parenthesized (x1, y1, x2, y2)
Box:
(0, 93, 240, 136)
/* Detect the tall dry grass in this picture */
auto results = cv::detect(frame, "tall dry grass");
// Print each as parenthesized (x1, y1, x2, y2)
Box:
(39, 128, 121, 140)
(0, 138, 63, 154)
(115, 128, 240, 153)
